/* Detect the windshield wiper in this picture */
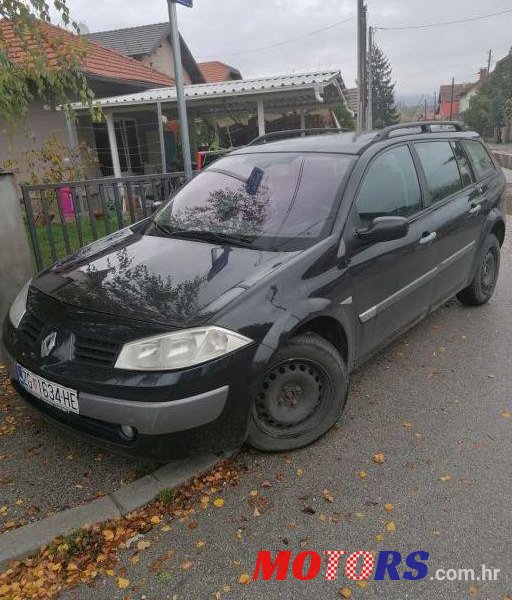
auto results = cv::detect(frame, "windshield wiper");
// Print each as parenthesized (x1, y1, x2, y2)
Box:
(169, 229, 256, 249)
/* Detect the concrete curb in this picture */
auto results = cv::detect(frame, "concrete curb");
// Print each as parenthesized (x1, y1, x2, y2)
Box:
(0, 452, 231, 570)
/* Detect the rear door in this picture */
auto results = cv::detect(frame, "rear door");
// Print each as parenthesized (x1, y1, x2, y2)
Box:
(412, 139, 486, 305)
(344, 144, 439, 359)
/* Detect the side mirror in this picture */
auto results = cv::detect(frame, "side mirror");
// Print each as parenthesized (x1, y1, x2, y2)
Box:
(356, 216, 409, 245)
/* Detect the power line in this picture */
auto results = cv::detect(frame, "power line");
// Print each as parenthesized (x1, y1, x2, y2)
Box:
(196, 14, 355, 59)
(375, 6, 512, 31)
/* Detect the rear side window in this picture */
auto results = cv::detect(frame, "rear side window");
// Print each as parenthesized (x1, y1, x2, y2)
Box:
(451, 142, 474, 187)
(356, 145, 422, 225)
(463, 140, 495, 180)
(414, 141, 462, 203)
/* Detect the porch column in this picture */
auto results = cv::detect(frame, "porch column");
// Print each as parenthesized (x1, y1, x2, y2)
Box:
(257, 99, 266, 137)
(157, 101, 167, 173)
(105, 112, 122, 179)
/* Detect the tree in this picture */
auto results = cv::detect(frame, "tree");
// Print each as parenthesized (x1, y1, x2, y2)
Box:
(370, 44, 400, 129)
(0, 1, 95, 123)
(334, 104, 356, 130)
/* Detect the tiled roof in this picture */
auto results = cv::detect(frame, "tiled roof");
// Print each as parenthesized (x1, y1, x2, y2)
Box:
(86, 22, 170, 57)
(198, 61, 242, 83)
(0, 19, 173, 87)
(72, 70, 346, 109)
(439, 83, 476, 103)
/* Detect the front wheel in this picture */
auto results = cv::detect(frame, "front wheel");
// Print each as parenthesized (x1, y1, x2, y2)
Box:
(457, 234, 501, 306)
(247, 333, 348, 452)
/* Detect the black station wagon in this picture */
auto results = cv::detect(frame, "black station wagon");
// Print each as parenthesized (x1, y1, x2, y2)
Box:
(3, 121, 506, 457)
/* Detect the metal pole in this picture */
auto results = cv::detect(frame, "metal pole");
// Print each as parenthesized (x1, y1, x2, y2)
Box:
(424, 98, 428, 121)
(367, 25, 374, 131)
(449, 76, 455, 120)
(357, 0, 368, 131)
(157, 101, 167, 173)
(257, 100, 266, 137)
(167, 0, 193, 180)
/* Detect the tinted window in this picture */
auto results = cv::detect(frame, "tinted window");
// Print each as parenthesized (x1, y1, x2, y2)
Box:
(415, 141, 462, 203)
(356, 145, 422, 225)
(154, 152, 354, 249)
(463, 140, 495, 180)
(451, 142, 474, 187)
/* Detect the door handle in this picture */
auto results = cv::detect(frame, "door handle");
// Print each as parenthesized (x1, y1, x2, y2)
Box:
(469, 203, 482, 216)
(419, 231, 437, 245)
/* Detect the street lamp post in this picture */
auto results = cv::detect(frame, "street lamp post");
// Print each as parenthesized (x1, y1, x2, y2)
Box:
(167, 0, 193, 180)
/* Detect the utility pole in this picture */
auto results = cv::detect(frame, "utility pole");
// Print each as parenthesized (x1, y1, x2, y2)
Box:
(449, 76, 455, 120)
(487, 48, 492, 76)
(367, 25, 374, 131)
(424, 98, 428, 121)
(357, 0, 368, 131)
(167, 0, 193, 180)
(434, 91, 437, 120)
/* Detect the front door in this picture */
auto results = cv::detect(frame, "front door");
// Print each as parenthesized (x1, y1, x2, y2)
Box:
(343, 144, 439, 360)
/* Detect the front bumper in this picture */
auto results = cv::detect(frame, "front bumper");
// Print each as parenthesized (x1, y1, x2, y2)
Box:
(2, 347, 228, 436)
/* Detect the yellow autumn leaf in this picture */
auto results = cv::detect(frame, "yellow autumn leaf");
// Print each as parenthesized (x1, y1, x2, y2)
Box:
(118, 577, 130, 589)
(105, 569, 115, 577)
(213, 498, 225, 508)
(196, 540, 206, 549)
(340, 587, 352, 598)
(150, 515, 161, 524)
(137, 540, 151, 551)
(439, 474, 452, 482)
(386, 521, 396, 533)
(358, 470, 368, 480)
(238, 573, 251, 585)
(402, 421, 414, 428)
(323, 489, 334, 503)
(375, 534, 384, 542)
(501, 410, 511, 419)
(373, 452, 385, 465)
(181, 560, 193, 570)
(356, 580, 368, 589)
(296, 468, 303, 478)
(161, 525, 172, 532)
(102, 529, 114, 541)
(384, 503, 394, 512)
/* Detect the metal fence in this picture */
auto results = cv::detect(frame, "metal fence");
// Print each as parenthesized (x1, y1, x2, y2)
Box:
(21, 172, 187, 271)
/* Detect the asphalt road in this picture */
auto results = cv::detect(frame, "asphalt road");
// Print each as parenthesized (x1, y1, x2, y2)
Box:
(59, 226, 512, 600)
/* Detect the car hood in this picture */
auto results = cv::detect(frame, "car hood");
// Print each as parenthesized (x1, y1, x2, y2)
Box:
(34, 225, 296, 328)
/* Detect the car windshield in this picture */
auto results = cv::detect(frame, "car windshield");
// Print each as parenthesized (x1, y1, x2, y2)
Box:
(152, 152, 355, 250)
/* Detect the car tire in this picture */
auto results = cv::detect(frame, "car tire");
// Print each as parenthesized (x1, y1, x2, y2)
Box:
(247, 333, 348, 452)
(457, 234, 501, 306)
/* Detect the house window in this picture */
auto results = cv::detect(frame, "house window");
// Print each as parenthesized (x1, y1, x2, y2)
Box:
(93, 119, 143, 177)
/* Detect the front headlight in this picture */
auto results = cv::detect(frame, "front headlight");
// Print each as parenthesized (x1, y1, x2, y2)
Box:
(9, 279, 32, 329)
(114, 326, 252, 371)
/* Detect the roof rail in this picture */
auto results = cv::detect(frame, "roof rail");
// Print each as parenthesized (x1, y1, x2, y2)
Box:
(248, 128, 348, 146)
(373, 121, 468, 142)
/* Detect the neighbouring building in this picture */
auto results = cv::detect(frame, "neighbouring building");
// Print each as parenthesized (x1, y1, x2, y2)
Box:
(0, 19, 174, 183)
(437, 69, 489, 120)
(85, 23, 206, 85)
(198, 61, 243, 83)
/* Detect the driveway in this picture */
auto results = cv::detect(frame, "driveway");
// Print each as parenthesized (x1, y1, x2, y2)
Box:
(49, 227, 512, 600)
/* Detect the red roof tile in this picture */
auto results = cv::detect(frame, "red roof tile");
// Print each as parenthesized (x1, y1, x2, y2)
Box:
(0, 19, 173, 87)
(198, 61, 242, 83)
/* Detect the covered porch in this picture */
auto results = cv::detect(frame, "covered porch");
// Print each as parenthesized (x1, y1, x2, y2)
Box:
(71, 70, 352, 178)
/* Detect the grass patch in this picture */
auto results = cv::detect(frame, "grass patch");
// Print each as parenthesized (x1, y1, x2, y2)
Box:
(156, 488, 175, 504)
(47, 527, 95, 558)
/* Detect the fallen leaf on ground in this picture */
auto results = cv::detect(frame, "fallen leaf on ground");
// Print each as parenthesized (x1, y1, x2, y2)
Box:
(439, 474, 452, 482)
(296, 468, 303, 478)
(102, 529, 115, 541)
(180, 560, 193, 571)
(339, 587, 352, 598)
(137, 540, 151, 551)
(501, 410, 511, 419)
(358, 471, 368, 480)
(196, 540, 205, 549)
(356, 580, 369, 589)
(213, 498, 225, 508)
(323, 489, 334, 503)
(238, 573, 251, 585)
(402, 421, 414, 428)
(385, 521, 396, 533)
(384, 503, 394, 512)
(373, 453, 385, 465)
(150, 515, 161, 524)
(117, 577, 130, 589)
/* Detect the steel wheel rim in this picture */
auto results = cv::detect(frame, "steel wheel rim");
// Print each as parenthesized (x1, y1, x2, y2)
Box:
(481, 248, 497, 295)
(253, 358, 332, 438)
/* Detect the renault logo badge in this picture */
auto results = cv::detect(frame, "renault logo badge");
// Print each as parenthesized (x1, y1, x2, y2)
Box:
(41, 332, 57, 357)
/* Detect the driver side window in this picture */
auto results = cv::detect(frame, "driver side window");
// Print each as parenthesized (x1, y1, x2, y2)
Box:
(356, 145, 423, 226)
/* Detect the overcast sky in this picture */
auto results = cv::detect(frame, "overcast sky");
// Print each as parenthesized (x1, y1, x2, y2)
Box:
(61, 0, 512, 103)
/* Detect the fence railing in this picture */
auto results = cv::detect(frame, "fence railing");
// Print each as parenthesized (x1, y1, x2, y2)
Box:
(21, 172, 187, 271)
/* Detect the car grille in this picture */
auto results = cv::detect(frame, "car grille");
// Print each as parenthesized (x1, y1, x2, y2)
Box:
(19, 312, 45, 346)
(74, 334, 120, 367)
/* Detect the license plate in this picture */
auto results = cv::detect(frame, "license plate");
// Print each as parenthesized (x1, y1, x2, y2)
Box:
(16, 364, 79, 415)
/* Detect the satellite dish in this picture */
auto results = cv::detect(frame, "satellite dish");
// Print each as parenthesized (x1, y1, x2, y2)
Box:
(77, 22, 90, 35)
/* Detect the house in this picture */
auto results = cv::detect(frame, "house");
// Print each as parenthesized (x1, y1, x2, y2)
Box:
(0, 19, 174, 182)
(71, 70, 352, 178)
(437, 68, 489, 120)
(85, 23, 205, 85)
(198, 61, 243, 83)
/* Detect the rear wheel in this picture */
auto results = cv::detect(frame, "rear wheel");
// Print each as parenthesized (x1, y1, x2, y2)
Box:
(247, 333, 348, 452)
(457, 234, 500, 306)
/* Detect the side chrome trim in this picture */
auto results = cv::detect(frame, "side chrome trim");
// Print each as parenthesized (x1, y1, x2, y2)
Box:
(340, 296, 353, 306)
(358, 240, 477, 324)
